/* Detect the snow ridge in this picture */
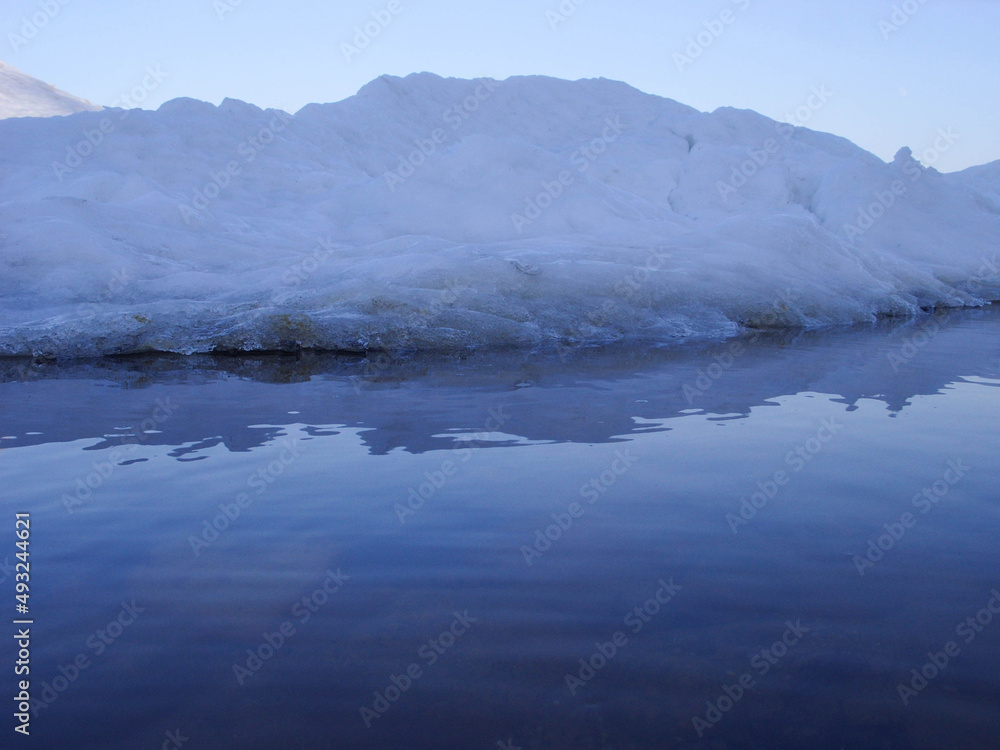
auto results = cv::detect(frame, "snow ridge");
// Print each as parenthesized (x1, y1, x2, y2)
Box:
(0, 73, 997, 358)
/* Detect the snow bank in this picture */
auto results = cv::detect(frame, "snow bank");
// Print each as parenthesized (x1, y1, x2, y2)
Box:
(0, 73, 997, 358)
(0, 61, 101, 119)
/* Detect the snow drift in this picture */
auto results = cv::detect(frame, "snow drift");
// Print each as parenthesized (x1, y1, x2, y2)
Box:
(0, 73, 997, 358)
(0, 61, 101, 120)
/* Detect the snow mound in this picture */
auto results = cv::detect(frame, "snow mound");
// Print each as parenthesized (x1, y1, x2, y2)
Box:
(0, 61, 101, 119)
(0, 73, 997, 358)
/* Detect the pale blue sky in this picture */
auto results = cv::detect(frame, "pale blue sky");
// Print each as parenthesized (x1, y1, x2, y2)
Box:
(4, 0, 997, 171)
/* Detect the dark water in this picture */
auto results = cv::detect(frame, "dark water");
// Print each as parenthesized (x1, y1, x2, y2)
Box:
(2, 308, 999, 750)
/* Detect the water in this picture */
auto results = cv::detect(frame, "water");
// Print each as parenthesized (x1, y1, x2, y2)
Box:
(2, 307, 999, 750)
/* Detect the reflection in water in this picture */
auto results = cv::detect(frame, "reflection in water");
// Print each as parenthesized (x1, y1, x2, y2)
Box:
(1, 306, 999, 750)
(2, 307, 999, 457)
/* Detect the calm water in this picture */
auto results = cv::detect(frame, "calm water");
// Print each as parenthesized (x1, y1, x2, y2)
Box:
(2, 308, 999, 750)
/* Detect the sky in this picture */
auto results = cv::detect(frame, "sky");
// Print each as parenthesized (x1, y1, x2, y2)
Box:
(3, 0, 998, 172)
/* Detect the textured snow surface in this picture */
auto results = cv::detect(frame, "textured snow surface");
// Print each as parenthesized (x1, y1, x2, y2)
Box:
(0, 61, 101, 119)
(0, 73, 997, 358)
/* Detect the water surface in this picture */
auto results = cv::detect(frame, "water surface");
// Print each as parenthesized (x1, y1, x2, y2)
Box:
(2, 308, 999, 749)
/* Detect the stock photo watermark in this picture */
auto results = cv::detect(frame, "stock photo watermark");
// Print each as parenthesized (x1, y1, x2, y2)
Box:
(51, 64, 170, 182)
(555, 246, 674, 361)
(213, 0, 245, 22)
(7, 0, 71, 52)
(384, 78, 499, 191)
(885, 307, 953, 372)
(158, 729, 190, 750)
(896, 588, 999, 706)
(717, 86, 834, 202)
(345, 284, 469, 390)
(29, 601, 144, 717)
(884, 257, 999, 371)
(268, 235, 345, 303)
(74, 267, 132, 317)
(692, 619, 810, 737)
(61, 397, 178, 513)
(521, 448, 637, 565)
(178, 110, 294, 224)
(510, 115, 624, 234)
(726, 416, 843, 533)
(359, 610, 477, 728)
(564, 578, 681, 695)
(188, 435, 306, 554)
(852, 459, 970, 575)
(842, 129, 959, 243)
(345, 282, 467, 387)
(546, 0, 586, 30)
(879, 0, 930, 41)
(674, 0, 752, 73)
(395, 405, 512, 524)
(341, 0, 403, 63)
(682, 288, 802, 404)
(233, 568, 349, 685)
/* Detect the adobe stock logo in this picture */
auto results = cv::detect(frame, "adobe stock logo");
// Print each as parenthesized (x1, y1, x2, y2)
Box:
(341, 1, 404, 63)
(360, 611, 477, 728)
(510, 116, 624, 234)
(673, 0, 752, 73)
(546, 0, 586, 30)
(879, 0, 930, 41)
(564, 578, 681, 695)
(896, 589, 1000, 706)
(692, 619, 810, 737)
(7, 0, 71, 53)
